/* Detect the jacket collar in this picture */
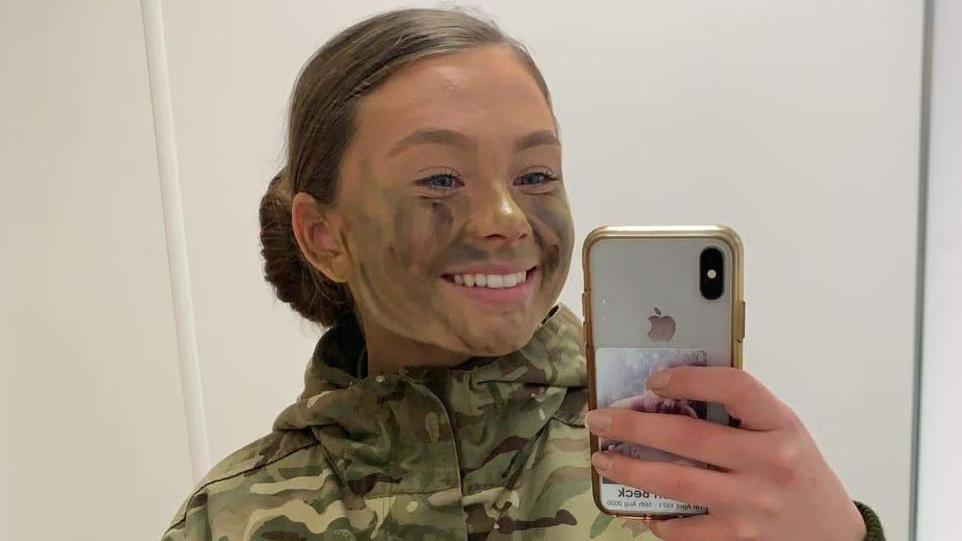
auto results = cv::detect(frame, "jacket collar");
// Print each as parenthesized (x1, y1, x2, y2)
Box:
(272, 303, 587, 496)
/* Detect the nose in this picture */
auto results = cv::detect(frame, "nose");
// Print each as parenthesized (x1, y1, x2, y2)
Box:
(466, 181, 532, 244)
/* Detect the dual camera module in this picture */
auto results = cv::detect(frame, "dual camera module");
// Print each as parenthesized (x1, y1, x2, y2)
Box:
(700, 247, 724, 300)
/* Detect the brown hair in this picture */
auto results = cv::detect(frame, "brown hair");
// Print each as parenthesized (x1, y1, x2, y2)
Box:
(259, 7, 554, 327)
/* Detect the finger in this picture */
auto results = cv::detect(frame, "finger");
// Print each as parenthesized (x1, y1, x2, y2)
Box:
(647, 367, 794, 431)
(650, 515, 737, 541)
(587, 408, 750, 470)
(591, 451, 737, 508)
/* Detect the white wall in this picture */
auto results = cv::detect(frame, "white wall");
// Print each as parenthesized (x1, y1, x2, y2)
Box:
(0, 1, 927, 538)
(917, 0, 962, 539)
(0, 1, 193, 539)
(161, 2, 921, 538)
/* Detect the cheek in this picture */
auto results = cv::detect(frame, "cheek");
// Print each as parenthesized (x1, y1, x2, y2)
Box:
(340, 214, 398, 308)
(385, 199, 462, 272)
(525, 195, 574, 276)
(342, 203, 461, 345)
(429, 201, 454, 236)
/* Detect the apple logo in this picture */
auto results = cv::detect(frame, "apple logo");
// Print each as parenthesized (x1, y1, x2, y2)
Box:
(647, 307, 676, 342)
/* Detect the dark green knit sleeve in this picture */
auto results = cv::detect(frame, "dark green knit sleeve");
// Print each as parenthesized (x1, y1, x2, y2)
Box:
(854, 501, 884, 541)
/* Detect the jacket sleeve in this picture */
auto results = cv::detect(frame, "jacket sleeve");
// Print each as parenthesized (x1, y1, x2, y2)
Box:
(855, 501, 885, 541)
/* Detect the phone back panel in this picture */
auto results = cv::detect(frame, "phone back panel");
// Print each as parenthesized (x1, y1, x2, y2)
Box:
(582, 225, 744, 518)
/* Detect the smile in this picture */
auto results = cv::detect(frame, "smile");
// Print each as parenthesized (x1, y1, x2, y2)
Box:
(441, 266, 537, 289)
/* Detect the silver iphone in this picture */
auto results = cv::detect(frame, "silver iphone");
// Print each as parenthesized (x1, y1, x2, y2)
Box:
(583, 225, 745, 519)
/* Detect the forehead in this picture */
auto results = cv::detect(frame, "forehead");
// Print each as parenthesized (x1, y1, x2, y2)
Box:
(354, 45, 555, 146)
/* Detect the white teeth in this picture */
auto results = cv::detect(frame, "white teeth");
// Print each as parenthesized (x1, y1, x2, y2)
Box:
(449, 270, 531, 288)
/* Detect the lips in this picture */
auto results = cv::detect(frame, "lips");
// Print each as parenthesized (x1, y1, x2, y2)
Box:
(441, 266, 537, 289)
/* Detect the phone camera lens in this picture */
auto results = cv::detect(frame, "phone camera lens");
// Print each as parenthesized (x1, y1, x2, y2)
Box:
(700, 247, 725, 300)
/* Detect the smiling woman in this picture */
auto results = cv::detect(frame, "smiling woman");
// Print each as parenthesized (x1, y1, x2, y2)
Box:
(162, 7, 883, 541)
(285, 38, 574, 373)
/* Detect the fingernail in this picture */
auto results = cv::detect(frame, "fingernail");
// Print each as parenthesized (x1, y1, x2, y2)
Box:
(647, 369, 670, 390)
(591, 452, 613, 472)
(585, 410, 611, 433)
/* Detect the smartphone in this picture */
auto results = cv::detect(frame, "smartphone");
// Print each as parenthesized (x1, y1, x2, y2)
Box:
(582, 225, 745, 519)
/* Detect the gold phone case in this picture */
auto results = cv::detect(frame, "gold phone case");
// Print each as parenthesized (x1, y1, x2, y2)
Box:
(582, 225, 745, 519)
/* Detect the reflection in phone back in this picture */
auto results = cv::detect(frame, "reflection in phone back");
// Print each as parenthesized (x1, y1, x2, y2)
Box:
(595, 347, 710, 515)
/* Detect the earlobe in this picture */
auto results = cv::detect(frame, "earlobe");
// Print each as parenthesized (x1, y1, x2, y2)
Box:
(291, 192, 351, 283)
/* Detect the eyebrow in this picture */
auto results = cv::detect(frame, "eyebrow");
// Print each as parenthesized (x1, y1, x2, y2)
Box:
(387, 127, 560, 157)
(514, 129, 561, 152)
(387, 128, 476, 157)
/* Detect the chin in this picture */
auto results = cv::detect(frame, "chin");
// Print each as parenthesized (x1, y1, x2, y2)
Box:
(460, 317, 537, 357)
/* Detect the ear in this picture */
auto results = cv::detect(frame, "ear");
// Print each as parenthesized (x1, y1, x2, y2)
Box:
(291, 192, 351, 283)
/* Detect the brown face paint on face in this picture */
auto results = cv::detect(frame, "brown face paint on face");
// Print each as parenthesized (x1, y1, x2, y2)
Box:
(430, 201, 454, 238)
(340, 184, 474, 353)
(523, 191, 575, 291)
(346, 182, 573, 360)
(334, 46, 575, 368)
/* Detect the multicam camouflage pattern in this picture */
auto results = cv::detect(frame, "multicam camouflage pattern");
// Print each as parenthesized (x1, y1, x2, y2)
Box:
(162, 304, 660, 540)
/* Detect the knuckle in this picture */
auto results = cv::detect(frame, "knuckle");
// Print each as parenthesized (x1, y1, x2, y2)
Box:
(767, 441, 802, 486)
(607, 407, 629, 425)
(731, 517, 762, 541)
(607, 409, 635, 436)
(776, 440, 802, 464)
(751, 488, 782, 518)
(603, 452, 624, 478)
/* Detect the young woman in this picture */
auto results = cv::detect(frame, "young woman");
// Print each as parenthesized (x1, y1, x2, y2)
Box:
(162, 8, 884, 541)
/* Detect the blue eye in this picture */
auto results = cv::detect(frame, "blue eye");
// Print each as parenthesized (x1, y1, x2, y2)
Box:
(516, 171, 558, 186)
(426, 174, 457, 187)
(416, 172, 463, 191)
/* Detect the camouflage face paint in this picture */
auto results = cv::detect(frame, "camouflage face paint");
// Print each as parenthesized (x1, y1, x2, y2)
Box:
(341, 173, 574, 370)
(331, 47, 572, 370)
(341, 185, 470, 358)
(522, 190, 574, 296)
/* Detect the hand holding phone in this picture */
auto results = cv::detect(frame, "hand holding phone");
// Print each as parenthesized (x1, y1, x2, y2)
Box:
(586, 366, 870, 541)
(582, 226, 871, 541)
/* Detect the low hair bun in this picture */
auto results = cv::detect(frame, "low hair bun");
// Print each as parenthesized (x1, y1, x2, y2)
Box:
(258, 170, 352, 326)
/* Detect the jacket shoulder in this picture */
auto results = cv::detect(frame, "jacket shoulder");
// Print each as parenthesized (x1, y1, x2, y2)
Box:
(162, 429, 318, 538)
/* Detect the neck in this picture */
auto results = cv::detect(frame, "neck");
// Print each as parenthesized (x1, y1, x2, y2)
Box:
(357, 314, 470, 376)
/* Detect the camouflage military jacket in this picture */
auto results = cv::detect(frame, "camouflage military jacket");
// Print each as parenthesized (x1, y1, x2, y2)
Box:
(162, 304, 660, 540)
